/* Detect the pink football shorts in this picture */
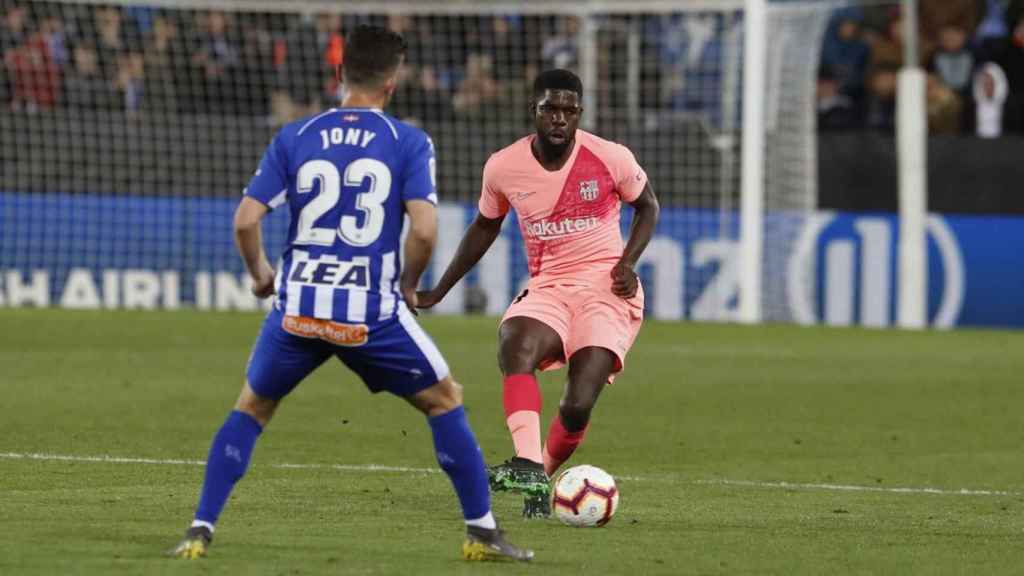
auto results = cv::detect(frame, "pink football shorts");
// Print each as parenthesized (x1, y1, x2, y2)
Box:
(501, 277, 645, 379)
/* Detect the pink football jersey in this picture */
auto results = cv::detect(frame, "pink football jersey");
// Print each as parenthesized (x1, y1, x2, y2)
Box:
(479, 130, 648, 285)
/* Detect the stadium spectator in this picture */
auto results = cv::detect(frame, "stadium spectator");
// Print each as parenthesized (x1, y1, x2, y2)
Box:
(389, 57, 453, 124)
(542, 15, 579, 71)
(141, 15, 182, 112)
(676, 18, 730, 126)
(453, 52, 500, 115)
(973, 61, 1009, 137)
(7, 14, 62, 112)
(865, 13, 905, 130)
(123, 5, 154, 37)
(190, 11, 240, 113)
(926, 73, 964, 134)
(855, 6, 894, 47)
(919, 0, 984, 56)
(93, 6, 125, 82)
(0, 4, 28, 108)
(654, 13, 716, 110)
(63, 42, 116, 110)
(817, 66, 861, 130)
(115, 50, 144, 113)
(821, 12, 870, 106)
(1000, 13, 1024, 131)
(38, 9, 67, 69)
(974, 0, 1011, 62)
(385, 13, 432, 114)
(485, 15, 531, 86)
(275, 12, 343, 123)
(234, 14, 274, 116)
(931, 26, 974, 94)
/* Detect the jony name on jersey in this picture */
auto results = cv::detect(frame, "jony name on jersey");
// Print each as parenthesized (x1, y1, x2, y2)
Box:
(523, 216, 599, 241)
(289, 259, 369, 289)
(318, 127, 377, 150)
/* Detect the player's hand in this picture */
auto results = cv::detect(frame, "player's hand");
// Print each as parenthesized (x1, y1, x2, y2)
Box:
(610, 260, 639, 299)
(414, 289, 442, 310)
(401, 285, 421, 315)
(251, 262, 276, 299)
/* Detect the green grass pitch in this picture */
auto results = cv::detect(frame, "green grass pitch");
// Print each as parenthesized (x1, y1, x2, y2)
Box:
(2, 308, 1023, 574)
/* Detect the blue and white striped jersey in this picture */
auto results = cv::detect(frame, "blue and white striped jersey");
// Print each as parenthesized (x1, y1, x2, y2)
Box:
(244, 107, 437, 325)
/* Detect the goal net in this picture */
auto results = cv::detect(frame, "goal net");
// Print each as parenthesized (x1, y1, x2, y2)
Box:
(0, 0, 843, 323)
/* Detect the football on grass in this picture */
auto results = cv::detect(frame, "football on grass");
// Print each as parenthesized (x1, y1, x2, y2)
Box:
(551, 464, 619, 527)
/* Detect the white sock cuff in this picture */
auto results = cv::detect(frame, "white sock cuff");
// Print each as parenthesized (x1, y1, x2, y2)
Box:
(465, 511, 497, 530)
(191, 519, 216, 533)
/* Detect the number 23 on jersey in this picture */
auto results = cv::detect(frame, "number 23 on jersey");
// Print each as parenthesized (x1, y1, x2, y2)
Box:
(294, 158, 392, 248)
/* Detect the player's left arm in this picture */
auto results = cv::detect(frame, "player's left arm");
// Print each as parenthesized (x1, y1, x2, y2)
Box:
(612, 182, 660, 298)
(398, 133, 441, 313)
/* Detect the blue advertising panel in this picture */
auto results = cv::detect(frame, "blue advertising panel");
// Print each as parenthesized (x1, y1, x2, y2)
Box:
(0, 192, 1021, 328)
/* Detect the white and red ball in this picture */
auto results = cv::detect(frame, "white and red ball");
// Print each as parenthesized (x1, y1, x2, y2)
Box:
(550, 464, 619, 527)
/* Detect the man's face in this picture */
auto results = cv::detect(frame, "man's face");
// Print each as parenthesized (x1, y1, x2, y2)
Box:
(533, 89, 582, 150)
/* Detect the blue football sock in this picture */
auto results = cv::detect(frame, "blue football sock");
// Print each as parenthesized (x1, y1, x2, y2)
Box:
(195, 410, 263, 525)
(428, 406, 491, 521)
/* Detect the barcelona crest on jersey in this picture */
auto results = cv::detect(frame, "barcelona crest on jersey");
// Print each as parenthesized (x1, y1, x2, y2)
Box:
(579, 179, 599, 201)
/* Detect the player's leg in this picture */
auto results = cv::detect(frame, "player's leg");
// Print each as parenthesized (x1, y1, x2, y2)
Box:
(405, 377, 531, 561)
(487, 316, 565, 517)
(497, 315, 564, 467)
(543, 346, 617, 476)
(190, 384, 278, 528)
(171, 310, 330, 559)
(542, 283, 645, 477)
(339, 311, 532, 561)
(489, 294, 569, 518)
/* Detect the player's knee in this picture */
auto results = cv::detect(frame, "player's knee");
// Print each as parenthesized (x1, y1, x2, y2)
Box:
(236, 382, 278, 426)
(440, 377, 464, 407)
(413, 376, 463, 417)
(499, 341, 540, 374)
(558, 398, 593, 432)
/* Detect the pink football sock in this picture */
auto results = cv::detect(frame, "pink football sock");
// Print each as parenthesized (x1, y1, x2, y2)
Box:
(503, 374, 543, 464)
(543, 415, 588, 476)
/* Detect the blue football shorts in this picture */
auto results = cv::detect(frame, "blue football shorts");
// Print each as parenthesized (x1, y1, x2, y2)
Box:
(246, 306, 450, 400)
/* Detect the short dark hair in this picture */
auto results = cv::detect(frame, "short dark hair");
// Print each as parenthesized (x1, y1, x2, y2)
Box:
(533, 69, 583, 101)
(342, 24, 408, 88)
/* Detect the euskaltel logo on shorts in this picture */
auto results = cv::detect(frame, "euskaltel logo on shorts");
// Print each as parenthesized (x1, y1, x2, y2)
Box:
(524, 216, 599, 240)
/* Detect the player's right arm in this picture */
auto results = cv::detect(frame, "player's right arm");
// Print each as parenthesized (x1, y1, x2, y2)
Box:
(234, 197, 275, 298)
(417, 156, 508, 309)
(237, 130, 291, 299)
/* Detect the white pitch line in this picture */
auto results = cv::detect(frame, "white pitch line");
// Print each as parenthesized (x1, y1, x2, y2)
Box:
(696, 478, 1022, 497)
(2, 451, 1019, 497)
(0, 451, 206, 466)
(0, 452, 437, 474)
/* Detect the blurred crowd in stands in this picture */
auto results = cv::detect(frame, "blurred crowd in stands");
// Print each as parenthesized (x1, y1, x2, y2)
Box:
(818, 0, 1024, 136)
(1, 1, 1022, 137)
(0, 2, 553, 125)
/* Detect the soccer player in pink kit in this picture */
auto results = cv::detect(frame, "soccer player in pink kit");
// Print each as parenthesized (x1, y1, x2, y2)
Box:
(417, 69, 659, 517)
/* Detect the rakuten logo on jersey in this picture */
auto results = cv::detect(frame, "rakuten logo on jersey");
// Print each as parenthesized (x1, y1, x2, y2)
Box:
(524, 216, 599, 240)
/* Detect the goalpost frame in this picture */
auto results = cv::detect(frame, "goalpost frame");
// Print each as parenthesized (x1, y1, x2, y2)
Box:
(897, 0, 927, 329)
(738, 0, 766, 324)
(738, 0, 928, 328)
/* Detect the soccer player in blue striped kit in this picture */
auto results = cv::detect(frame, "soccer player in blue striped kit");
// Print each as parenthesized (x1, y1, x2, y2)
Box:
(170, 25, 532, 562)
